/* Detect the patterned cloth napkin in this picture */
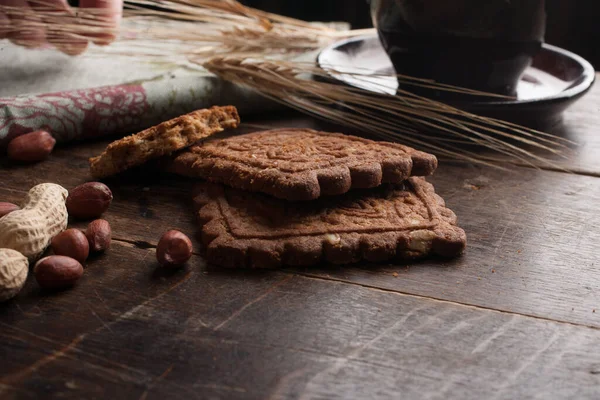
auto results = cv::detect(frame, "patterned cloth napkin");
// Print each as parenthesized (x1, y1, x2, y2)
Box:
(0, 32, 279, 147)
(0, 17, 352, 148)
(0, 73, 277, 147)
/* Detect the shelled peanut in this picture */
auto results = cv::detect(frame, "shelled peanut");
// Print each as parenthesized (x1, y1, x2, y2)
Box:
(0, 180, 115, 300)
(66, 182, 113, 220)
(86, 220, 112, 252)
(34, 256, 84, 290)
(7, 130, 56, 163)
(51, 229, 90, 263)
(157, 230, 193, 268)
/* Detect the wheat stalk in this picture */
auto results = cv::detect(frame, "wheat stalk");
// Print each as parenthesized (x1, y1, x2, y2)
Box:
(1, 0, 574, 167)
(0, 0, 353, 56)
(201, 56, 571, 168)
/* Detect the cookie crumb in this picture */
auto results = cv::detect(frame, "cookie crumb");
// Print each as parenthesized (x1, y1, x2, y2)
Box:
(463, 176, 490, 190)
(65, 381, 77, 390)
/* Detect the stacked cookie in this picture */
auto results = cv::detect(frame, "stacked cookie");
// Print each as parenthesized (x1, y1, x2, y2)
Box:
(90, 106, 466, 268)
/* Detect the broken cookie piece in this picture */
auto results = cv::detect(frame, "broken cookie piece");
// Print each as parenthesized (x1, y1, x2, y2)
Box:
(89, 106, 240, 178)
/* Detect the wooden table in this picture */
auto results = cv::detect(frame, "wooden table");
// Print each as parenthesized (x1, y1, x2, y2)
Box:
(2, 77, 600, 400)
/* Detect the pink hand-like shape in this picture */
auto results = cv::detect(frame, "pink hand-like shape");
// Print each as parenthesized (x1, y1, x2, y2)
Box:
(0, 0, 122, 55)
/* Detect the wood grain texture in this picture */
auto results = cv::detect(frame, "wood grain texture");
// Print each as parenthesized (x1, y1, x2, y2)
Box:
(1, 255, 600, 399)
(2, 100, 600, 398)
(297, 163, 600, 328)
(0, 242, 290, 397)
(2, 130, 599, 327)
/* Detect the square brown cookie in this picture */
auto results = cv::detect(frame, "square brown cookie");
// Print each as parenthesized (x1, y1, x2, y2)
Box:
(89, 106, 240, 178)
(194, 177, 466, 268)
(169, 128, 438, 201)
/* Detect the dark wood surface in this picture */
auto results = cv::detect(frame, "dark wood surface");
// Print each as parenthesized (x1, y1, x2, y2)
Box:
(1, 77, 600, 399)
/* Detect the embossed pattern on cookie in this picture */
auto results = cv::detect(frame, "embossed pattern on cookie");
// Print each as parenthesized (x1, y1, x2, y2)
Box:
(169, 128, 438, 201)
(194, 177, 466, 268)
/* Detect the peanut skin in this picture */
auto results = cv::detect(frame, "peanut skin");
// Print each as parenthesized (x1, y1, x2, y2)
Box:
(67, 182, 113, 220)
(85, 219, 111, 252)
(7, 131, 56, 163)
(0, 203, 20, 218)
(34, 256, 83, 290)
(156, 230, 192, 267)
(51, 229, 90, 263)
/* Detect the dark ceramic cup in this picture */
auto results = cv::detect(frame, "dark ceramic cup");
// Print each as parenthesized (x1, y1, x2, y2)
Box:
(370, 0, 546, 97)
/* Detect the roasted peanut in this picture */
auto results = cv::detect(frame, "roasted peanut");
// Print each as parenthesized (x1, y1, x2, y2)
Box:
(7, 130, 56, 163)
(51, 229, 89, 263)
(66, 182, 113, 220)
(34, 256, 83, 290)
(0, 202, 20, 218)
(85, 219, 111, 252)
(0, 183, 68, 261)
(0, 248, 29, 302)
(156, 230, 192, 267)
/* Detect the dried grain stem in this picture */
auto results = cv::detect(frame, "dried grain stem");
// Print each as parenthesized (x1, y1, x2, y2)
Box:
(202, 56, 570, 169)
